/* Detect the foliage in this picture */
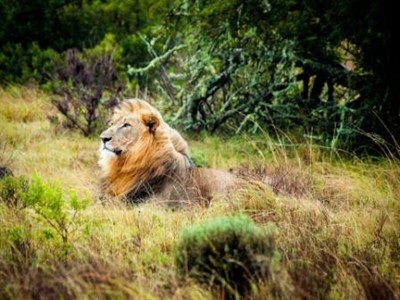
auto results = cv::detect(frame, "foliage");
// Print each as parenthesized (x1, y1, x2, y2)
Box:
(138, 0, 397, 151)
(51, 49, 122, 136)
(175, 215, 277, 298)
(0, 175, 90, 244)
(156, 1, 297, 134)
(0, 42, 59, 83)
(0, 176, 29, 207)
(0, 0, 173, 83)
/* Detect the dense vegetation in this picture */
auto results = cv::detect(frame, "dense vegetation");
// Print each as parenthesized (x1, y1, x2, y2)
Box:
(0, 0, 398, 150)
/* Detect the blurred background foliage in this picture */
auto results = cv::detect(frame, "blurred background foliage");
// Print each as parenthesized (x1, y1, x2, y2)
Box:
(0, 0, 398, 152)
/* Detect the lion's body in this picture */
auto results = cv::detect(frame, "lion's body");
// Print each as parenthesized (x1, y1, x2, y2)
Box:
(99, 99, 236, 205)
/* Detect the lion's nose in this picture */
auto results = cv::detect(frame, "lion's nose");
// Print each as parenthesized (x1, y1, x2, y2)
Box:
(101, 137, 112, 144)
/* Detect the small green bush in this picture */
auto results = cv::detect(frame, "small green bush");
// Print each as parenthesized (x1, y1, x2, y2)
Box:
(0, 175, 29, 207)
(0, 175, 90, 245)
(175, 215, 277, 298)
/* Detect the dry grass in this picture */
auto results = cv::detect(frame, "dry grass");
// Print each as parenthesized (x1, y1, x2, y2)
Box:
(0, 86, 399, 299)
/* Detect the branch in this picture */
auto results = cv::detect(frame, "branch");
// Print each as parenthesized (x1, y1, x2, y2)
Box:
(211, 103, 247, 133)
(127, 43, 186, 75)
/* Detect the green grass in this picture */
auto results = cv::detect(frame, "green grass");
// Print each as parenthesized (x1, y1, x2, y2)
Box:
(0, 86, 399, 299)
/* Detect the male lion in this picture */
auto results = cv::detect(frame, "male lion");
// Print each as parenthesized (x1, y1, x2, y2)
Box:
(99, 99, 236, 205)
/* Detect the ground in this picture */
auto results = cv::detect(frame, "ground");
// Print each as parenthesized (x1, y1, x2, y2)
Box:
(0, 86, 399, 299)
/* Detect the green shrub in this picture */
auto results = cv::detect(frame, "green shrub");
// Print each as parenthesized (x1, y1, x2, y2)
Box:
(0, 175, 90, 245)
(0, 176, 29, 207)
(175, 215, 277, 298)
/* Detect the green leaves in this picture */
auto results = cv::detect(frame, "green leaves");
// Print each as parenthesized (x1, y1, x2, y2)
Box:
(0, 175, 90, 245)
(0, 175, 29, 207)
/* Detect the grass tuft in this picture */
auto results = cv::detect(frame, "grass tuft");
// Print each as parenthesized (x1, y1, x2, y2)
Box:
(175, 215, 277, 299)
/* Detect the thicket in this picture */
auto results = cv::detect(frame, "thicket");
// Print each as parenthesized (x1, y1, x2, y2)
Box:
(0, 0, 398, 150)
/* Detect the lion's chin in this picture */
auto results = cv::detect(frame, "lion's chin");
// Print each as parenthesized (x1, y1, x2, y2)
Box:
(100, 147, 115, 159)
(99, 147, 123, 163)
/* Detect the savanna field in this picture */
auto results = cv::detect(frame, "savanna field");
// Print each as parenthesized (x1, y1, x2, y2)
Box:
(0, 86, 399, 299)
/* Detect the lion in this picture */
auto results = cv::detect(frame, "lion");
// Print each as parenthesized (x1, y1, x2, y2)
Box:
(99, 99, 237, 205)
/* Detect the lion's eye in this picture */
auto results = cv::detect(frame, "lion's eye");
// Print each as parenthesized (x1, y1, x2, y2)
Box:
(123, 123, 131, 128)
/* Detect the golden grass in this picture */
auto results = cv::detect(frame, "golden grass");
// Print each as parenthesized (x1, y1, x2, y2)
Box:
(0, 87, 99, 198)
(0, 86, 399, 299)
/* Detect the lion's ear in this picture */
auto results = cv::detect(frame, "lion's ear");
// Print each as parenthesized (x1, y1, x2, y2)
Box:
(141, 112, 160, 134)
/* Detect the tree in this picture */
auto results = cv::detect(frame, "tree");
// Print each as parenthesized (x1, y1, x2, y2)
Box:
(137, 0, 398, 150)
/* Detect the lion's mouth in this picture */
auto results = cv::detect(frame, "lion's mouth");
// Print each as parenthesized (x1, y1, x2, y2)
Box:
(114, 149, 123, 155)
(103, 146, 123, 156)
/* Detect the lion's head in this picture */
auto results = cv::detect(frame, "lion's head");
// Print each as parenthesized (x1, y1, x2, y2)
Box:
(100, 109, 160, 156)
(99, 99, 192, 201)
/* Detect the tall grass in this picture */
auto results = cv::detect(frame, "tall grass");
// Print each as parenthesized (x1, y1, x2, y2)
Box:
(0, 86, 399, 299)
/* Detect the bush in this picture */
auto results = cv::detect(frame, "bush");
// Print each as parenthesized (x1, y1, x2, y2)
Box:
(175, 215, 277, 299)
(0, 175, 90, 245)
(0, 43, 59, 84)
(0, 176, 29, 207)
(51, 49, 123, 136)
